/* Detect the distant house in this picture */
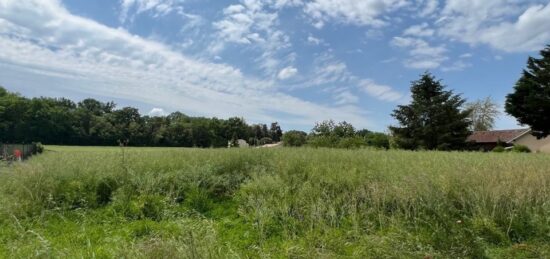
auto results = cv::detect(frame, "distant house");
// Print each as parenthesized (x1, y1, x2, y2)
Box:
(467, 129, 550, 153)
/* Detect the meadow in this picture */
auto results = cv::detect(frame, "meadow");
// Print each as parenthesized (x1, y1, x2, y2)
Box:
(0, 146, 549, 258)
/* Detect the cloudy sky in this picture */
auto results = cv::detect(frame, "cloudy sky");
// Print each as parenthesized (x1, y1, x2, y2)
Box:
(1, 0, 549, 131)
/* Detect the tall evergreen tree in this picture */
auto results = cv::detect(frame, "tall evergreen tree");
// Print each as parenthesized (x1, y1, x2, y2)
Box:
(270, 122, 283, 142)
(505, 45, 550, 138)
(390, 73, 471, 150)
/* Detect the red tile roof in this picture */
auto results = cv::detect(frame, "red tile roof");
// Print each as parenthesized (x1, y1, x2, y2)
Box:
(467, 129, 530, 143)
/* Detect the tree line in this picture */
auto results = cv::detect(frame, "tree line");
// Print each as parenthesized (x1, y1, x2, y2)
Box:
(0, 87, 282, 147)
(282, 121, 391, 149)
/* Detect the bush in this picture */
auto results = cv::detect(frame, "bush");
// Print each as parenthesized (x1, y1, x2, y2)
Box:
(96, 177, 118, 206)
(308, 135, 366, 149)
(307, 135, 339, 148)
(336, 136, 366, 149)
(185, 187, 213, 213)
(282, 131, 307, 147)
(140, 195, 166, 221)
(113, 194, 167, 221)
(365, 133, 390, 149)
(492, 146, 506, 153)
(259, 137, 273, 145)
(511, 145, 531, 153)
(33, 142, 44, 154)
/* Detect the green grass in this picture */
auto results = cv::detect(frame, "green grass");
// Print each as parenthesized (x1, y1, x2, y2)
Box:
(1, 146, 549, 258)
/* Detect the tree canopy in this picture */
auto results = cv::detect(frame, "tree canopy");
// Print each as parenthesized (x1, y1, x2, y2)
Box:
(0, 86, 282, 147)
(505, 45, 550, 138)
(282, 130, 307, 147)
(390, 72, 471, 150)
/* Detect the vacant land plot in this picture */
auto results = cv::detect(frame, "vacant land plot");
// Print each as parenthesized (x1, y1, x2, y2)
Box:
(1, 146, 549, 258)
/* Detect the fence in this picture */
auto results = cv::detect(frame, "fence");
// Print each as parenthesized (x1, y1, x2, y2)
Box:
(1, 143, 38, 161)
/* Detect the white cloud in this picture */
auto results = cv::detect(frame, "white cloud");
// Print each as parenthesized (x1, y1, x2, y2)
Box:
(303, 0, 409, 28)
(460, 53, 473, 58)
(212, 0, 291, 75)
(119, 0, 186, 23)
(307, 35, 322, 45)
(148, 107, 166, 117)
(403, 23, 434, 37)
(391, 37, 448, 69)
(213, 3, 275, 45)
(306, 54, 352, 87)
(277, 66, 298, 80)
(334, 89, 359, 105)
(441, 60, 471, 72)
(0, 0, 375, 129)
(418, 0, 439, 17)
(286, 53, 404, 104)
(270, 0, 303, 9)
(438, 0, 550, 52)
(360, 80, 404, 102)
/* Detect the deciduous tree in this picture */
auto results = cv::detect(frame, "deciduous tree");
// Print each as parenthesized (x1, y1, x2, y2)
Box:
(465, 97, 500, 131)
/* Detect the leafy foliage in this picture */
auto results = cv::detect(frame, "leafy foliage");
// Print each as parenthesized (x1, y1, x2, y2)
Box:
(505, 45, 550, 138)
(510, 145, 531, 153)
(269, 122, 283, 142)
(259, 137, 273, 145)
(492, 146, 506, 153)
(0, 87, 282, 147)
(365, 132, 390, 149)
(282, 130, 307, 147)
(307, 120, 391, 149)
(309, 120, 357, 148)
(390, 72, 472, 150)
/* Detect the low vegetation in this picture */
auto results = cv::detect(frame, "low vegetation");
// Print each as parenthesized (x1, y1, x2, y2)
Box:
(492, 145, 531, 153)
(1, 146, 549, 258)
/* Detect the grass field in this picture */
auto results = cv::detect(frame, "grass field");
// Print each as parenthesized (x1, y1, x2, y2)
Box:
(1, 146, 549, 258)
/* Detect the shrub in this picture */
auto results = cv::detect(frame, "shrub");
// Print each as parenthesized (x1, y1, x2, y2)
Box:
(492, 146, 506, 153)
(365, 132, 390, 149)
(113, 193, 167, 221)
(185, 187, 213, 213)
(307, 135, 338, 148)
(282, 130, 307, 147)
(33, 142, 44, 154)
(96, 177, 118, 206)
(140, 195, 166, 221)
(510, 145, 531, 153)
(336, 136, 366, 149)
(259, 137, 273, 145)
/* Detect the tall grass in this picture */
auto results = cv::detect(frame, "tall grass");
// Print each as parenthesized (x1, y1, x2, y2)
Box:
(1, 146, 549, 258)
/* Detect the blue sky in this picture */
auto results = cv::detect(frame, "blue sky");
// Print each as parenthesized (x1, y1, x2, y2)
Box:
(1, 0, 549, 131)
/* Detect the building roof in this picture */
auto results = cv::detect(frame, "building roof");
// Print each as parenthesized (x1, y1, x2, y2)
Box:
(467, 129, 531, 144)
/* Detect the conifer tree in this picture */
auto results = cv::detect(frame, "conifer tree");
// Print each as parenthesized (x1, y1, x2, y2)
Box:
(390, 72, 471, 150)
(505, 45, 550, 138)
